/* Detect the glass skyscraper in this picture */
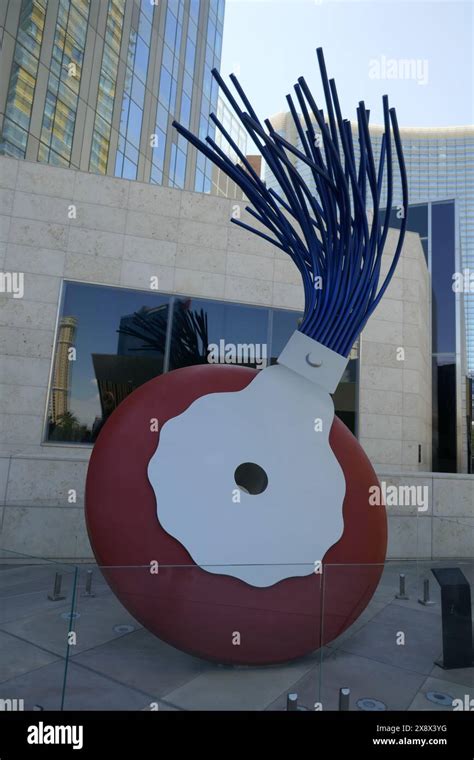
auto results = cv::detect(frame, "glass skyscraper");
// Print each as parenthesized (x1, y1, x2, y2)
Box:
(0, 0, 224, 191)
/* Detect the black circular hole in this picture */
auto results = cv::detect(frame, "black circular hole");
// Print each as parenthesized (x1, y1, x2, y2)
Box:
(234, 462, 268, 495)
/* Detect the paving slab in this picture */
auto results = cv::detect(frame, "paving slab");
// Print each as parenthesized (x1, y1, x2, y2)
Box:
(337, 603, 443, 675)
(72, 628, 211, 698)
(163, 653, 321, 710)
(408, 675, 472, 711)
(0, 630, 60, 684)
(429, 663, 474, 689)
(0, 659, 153, 711)
(0, 592, 141, 655)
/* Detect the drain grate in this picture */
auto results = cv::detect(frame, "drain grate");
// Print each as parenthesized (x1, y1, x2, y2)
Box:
(60, 611, 80, 620)
(113, 624, 135, 634)
(357, 698, 386, 711)
(426, 691, 454, 707)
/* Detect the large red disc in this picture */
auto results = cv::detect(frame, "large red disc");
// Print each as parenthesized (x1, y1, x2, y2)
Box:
(85, 365, 386, 664)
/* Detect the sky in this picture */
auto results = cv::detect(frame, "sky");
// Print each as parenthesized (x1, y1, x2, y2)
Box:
(220, 0, 474, 129)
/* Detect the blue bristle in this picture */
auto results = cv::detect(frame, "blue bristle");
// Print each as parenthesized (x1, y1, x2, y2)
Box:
(172, 48, 408, 359)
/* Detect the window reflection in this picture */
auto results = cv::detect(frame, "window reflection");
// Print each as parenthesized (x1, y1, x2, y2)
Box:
(47, 282, 359, 444)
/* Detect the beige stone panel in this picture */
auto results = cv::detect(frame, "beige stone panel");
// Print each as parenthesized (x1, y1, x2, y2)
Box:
(360, 341, 404, 369)
(0, 242, 5, 269)
(402, 415, 424, 442)
(272, 281, 304, 310)
(401, 441, 423, 468)
(0, 298, 57, 330)
(0, 506, 82, 557)
(383, 277, 403, 300)
(360, 438, 402, 466)
(0, 215, 11, 242)
(362, 318, 403, 345)
(401, 346, 424, 371)
(178, 218, 228, 250)
(0, 414, 44, 445)
(403, 258, 422, 283)
(125, 210, 178, 241)
(128, 181, 182, 217)
(0, 355, 50, 387)
(387, 515, 431, 559)
(72, 203, 127, 234)
(121, 261, 175, 292)
(123, 235, 176, 267)
(371, 297, 403, 323)
(402, 392, 425, 418)
(403, 277, 422, 302)
(73, 172, 129, 208)
(359, 413, 402, 440)
(64, 254, 122, 284)
(226, 251, 274, 281)
(432, 516, 474, 557)
(0, 457, 10, 509)
(180, 190, 231, 224)
(359, 388, 403, 415)
(5, 243, 65, 277)
(6, 457, 87, 506)
(0, 384, 47, 415)
(402, 323, 424, 349)
(16, 161, 75, 198)
(273, 258, 301, 285)
(403, 369, 422, 394)
(227, 224, 274, 258)
(0, 157, 19, 190)
(403, 301, 423, 326)
(8, 218, 68, 250)
(400, 232, 423, 259)
(0, 326, 53, 359)
(175, 243, 225, 274)
(74, 508, 93, 557)
(174, 268, 225, 299)
(12, 191, 70, 225)
(433, 477, 474, 517)
(224, 275, 273, 306)
(0, 188, 13, 215)
(68, 227, 125, 259)
(20, 273, 62, 304)
(379, 254, 404, 279)
(361, 365, 403, 392)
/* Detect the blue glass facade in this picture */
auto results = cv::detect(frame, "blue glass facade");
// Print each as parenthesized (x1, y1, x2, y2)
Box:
(194, 0, 223, 192)
(115, 0, 153, 179)
(1, 1, 226, 188)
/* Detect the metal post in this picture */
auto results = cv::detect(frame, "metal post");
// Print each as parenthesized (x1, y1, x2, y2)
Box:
(48, 572, 65, 601)
(395, 573, 409, 600)
(418, 578, 435, 606)
(82, 569, 95, 597)
(339, 687, 350, 711)
(287, 693, 298, 711)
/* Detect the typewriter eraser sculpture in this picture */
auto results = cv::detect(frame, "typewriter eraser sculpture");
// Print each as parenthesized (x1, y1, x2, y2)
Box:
(86, 48, 408, 664)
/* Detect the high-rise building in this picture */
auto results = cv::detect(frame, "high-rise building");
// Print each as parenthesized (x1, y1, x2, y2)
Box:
(265, 115, 474, 371)
(0, 0, 224, 190)
(49, 315, 77, 423)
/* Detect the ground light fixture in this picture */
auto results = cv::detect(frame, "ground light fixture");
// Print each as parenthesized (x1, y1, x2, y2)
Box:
(85, 47, 408, 664)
